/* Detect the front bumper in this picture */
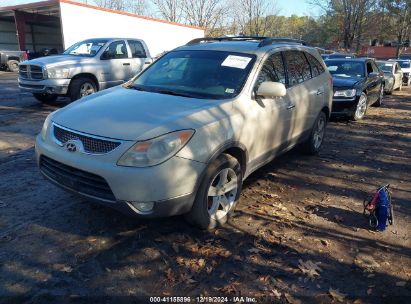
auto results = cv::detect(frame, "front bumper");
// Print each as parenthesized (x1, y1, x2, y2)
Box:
(331, 96, 359, 117)
(35, 133, 206, 218)
(18, 77, 71, 95)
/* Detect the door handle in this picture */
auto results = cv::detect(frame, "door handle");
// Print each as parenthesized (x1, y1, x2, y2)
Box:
(287, 104, 296, 110)
(316, 89, 324, 95)
(123, 63, 130, 66)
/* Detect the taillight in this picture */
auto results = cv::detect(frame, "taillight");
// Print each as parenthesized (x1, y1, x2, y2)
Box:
(23, 52, 28, 60)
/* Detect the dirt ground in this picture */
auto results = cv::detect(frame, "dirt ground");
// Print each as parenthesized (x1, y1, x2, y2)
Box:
(0, 71, 410, 304)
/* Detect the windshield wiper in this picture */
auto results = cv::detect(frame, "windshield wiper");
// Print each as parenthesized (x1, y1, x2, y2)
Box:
(151, 89, 195, 98)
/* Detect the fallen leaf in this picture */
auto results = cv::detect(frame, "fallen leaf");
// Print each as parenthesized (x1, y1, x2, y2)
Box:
(198, 258, 206, 268)
(105, 267, 112, 273)
(329, 288, 346, 302)
(396, 281, 407, 287)
(367, 288, 373, 295)
(284, 293, 301, 304)
(334, 215, 344, 222)
(298, 259, 322, 281)
(353, 299, 363, 304)
(272, 289, 281, 298)
(320, 239, 330, 246)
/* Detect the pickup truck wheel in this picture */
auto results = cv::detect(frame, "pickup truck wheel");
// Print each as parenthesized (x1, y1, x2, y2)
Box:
(33, 93, 58, 103)
(69, 77, 97, 101)
(185, 154, 242, 230)
(301, 111, 327, 155)
(7, 60, 19, 72)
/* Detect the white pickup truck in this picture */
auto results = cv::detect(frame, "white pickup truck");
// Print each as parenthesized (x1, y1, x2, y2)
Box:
(18, 38, 152, 103)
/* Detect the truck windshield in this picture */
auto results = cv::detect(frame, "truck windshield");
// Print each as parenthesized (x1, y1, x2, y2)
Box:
(377, 62, 392, 73)
(131, 50, 256, 99)
(64, 39, 108, 57)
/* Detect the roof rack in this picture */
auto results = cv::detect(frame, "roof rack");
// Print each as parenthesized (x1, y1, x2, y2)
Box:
(186, 36, 307, 47)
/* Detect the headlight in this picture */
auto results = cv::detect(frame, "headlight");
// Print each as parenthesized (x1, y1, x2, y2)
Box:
(117, 130, 195, 167)
(47, 68, 70, 79)
(40, 113, 54, 140)
(334, 89, 356, 98)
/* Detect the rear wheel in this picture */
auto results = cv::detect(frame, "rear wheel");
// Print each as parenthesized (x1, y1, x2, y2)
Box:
(302, 111, 327, 155)
(185, 154, 242, 230)
(69, 77, 97, 101)
(33, 93, 58, 103)
(352, 93, 367, 120)
(7, 60, 19, 72)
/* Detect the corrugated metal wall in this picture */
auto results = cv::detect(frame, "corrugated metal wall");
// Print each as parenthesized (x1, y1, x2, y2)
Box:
(0, 19, 63, 52)
(0, 20, 18, 50)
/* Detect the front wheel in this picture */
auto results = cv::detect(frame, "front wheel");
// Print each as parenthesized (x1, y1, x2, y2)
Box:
(374, 85, 384, 107)
(301, 111, 327, 155)
(33, 93, 58, 103)
(352, 93, 367, 120)
(69, 77, 97, 101)
(185, 154, 242, 230)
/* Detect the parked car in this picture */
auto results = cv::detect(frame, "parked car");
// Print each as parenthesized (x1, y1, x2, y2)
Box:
(35, 36, 332, 229)
(0, 50, 27, 72)
(18, 38, 152, 103)
(376, 60, 403, 94)
(389, 59, 411, 86)
(325, 58, 384, 120)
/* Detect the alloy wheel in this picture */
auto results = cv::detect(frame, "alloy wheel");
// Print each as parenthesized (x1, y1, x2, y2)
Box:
(80, 82, 95, 97)
(207, 168, 238, 221)
(313, 115, 326, 149)
(355, 94, 367, 119)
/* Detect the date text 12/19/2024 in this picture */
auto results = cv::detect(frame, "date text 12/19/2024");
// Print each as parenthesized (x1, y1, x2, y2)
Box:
(149, 296, 258, 303)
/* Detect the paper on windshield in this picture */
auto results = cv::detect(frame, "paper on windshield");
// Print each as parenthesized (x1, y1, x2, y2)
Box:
(222, 55, 252, 69)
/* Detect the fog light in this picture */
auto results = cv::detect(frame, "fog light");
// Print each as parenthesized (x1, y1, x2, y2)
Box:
(129, 201, 154, 212)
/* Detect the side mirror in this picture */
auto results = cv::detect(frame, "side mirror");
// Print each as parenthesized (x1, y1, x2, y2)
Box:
(368, 72, 379, 77)
(256, 81, 286, 98)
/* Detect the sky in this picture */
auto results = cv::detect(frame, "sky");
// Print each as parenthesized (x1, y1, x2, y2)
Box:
(1, 0, 316, 17)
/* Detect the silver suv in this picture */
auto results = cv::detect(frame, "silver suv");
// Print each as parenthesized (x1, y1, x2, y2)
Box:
(18, 38, 152, 103)
(35, 37, 332, 229)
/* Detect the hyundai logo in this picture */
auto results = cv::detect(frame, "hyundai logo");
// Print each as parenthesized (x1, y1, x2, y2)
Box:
(65, 141, 78, 152)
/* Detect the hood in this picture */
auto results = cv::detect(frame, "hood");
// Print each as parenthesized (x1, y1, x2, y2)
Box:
(332, 75, 362, 88)
(24, 55, 91, 68)
(52, 86, 226, 141)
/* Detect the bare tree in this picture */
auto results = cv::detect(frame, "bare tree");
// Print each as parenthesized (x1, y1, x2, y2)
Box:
(383, 0, 411, 56)
(181, 0, 228, 34)
(232, 0, 279, 36)
(151, 0, 183, 22)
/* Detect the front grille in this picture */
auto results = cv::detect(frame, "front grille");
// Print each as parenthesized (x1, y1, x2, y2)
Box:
(19, 64, 44, 80)
(53, 124, 121, 154)
(40, 156, 116, 202)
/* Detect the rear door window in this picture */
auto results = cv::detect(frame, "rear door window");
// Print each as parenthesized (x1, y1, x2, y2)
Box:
(128, 40, 146, 58)
(305, 52, 325, 77)
(284, 51, 312, 86)
(103, 40, 128, 59)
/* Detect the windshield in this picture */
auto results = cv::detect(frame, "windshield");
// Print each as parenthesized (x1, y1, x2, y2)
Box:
(398, 61, 411, 69)
(131, 50, 256, 99)
(325, 60, 364, 77)
(377, 62, 393, 73)
(64, 39, 108, 57)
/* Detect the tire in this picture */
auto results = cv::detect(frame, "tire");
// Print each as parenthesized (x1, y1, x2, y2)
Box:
(7, 60, 19, 72)
(69, 77, 97, 101)
(33, 93, 58, 103)
(352, 92, 367, 121)
(374, 85, 384, 107)
(185, 154, 242, 230)
(301, 111, 327, 155)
